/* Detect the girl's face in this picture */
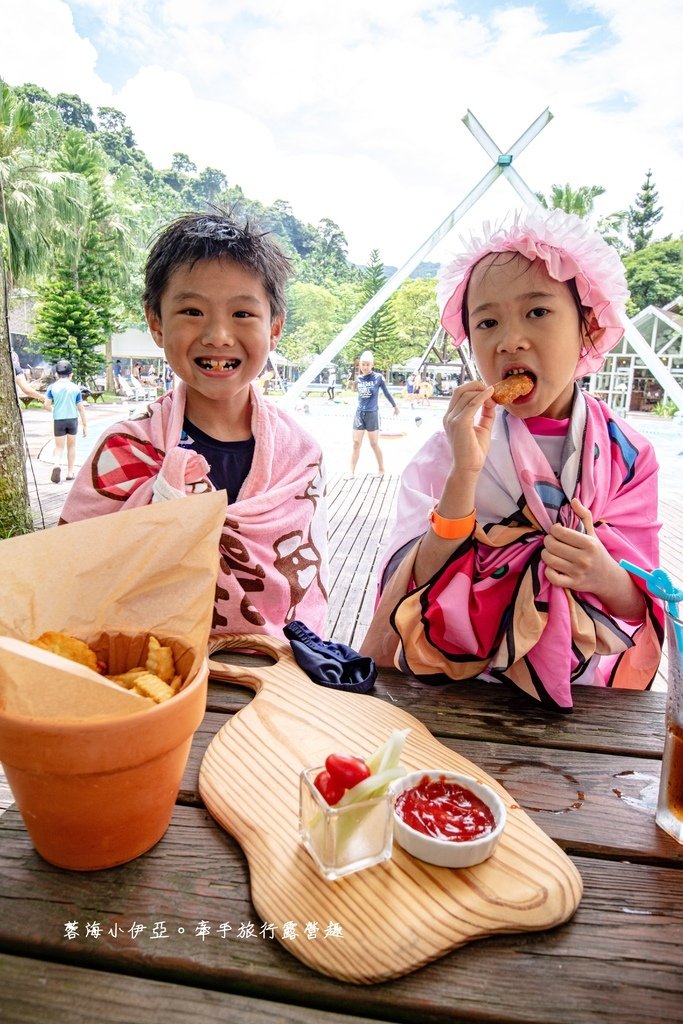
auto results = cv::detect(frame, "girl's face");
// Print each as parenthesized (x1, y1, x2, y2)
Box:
(466, 253, 588, 419)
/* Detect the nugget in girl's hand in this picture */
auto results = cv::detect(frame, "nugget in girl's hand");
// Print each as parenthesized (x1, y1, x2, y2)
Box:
(491, 374, 534, 405)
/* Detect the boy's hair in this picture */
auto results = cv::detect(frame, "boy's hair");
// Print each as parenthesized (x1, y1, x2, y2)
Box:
(143, 210, 292, 321)
(359, 350, 374, 363)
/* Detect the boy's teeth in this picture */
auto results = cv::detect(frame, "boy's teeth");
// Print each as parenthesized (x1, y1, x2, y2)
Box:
(197, 358, 239, 370)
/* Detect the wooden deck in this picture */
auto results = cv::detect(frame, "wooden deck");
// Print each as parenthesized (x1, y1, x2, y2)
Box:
(326, 472, 400, 647)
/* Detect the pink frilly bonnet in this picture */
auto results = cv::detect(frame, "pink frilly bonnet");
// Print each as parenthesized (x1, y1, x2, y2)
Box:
(437, 209, 629, 377)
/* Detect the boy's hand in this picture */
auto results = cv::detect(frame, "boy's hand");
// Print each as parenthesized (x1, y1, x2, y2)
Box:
(82, 424, 88, 437)
(442, 381, 495, 476)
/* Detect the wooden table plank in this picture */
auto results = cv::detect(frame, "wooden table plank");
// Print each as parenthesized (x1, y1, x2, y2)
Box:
(0, 807, 679, 1024)
(0, 953, 400, 1024)
(204, 665, 668, 758)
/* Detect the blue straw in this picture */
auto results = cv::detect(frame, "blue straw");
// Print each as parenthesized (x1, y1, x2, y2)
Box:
(620, 559, 683, 654)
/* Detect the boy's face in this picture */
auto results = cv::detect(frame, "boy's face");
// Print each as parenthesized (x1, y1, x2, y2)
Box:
(145, 257, 283, 418)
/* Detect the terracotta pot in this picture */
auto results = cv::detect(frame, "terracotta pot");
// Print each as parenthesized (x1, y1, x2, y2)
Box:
(0, 643, 208, 871)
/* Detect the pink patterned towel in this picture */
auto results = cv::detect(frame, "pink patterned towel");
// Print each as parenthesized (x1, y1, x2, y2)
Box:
(61, 383, 329, 637)
(363, 390, 663, 710)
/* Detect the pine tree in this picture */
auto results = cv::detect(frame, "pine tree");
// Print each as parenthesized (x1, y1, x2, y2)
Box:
(33, 275, 103, 379)
(355, 250, 399, 368)
(627, 170, 663, 252)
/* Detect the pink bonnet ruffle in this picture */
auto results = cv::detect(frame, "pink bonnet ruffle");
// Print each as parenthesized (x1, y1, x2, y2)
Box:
(437, 209, 629, 376)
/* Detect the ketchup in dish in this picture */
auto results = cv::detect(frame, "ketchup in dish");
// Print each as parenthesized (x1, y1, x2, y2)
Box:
(394, 775, 496, 842)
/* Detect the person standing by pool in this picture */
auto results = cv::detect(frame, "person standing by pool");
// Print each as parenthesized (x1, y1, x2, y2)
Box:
(44, 359, 88, 483)
(326, 365, 337, 401)
(350, 350, 399, 477)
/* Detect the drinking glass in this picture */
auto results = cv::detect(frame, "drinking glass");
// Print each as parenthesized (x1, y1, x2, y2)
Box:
(656, 610, 683, 843)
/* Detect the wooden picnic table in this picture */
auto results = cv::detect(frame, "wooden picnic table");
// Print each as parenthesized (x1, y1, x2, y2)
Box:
(0, 661, 681, 1024)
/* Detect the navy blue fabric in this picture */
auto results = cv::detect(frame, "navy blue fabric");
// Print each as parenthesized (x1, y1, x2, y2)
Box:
(283, 620, 377, 693)
(179, 418, 255, 503)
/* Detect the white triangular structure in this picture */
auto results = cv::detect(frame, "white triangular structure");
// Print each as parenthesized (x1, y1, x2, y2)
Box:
(591, 298, 683, 412)
(282, 110, 683, 412)
(281, 109, 552, 405)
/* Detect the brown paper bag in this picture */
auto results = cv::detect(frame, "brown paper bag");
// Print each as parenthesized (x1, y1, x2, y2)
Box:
(0, 490, 227, 685)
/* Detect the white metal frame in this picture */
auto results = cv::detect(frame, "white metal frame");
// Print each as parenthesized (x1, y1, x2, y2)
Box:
(281, 110, 683, 411)
(281, 110, 552, 405)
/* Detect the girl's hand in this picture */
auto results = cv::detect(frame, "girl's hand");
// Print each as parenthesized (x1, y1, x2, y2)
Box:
(541, 498, 646, 620)
(541, 499, 611, 593)
(442, 381, 495, 476)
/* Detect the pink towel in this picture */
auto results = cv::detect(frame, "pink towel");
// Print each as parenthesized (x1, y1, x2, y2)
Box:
(61, 383, 329, 638)
(368, 389, 663, 709)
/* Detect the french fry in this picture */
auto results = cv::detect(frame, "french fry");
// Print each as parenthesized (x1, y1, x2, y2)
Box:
(146, 635, 176, 683)
(132, 672, 174, 703)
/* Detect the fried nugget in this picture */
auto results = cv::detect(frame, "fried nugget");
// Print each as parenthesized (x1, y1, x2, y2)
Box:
(145, 635, 176, 683)
(30, 631, 100, 673)
(491, 374, 534, 405)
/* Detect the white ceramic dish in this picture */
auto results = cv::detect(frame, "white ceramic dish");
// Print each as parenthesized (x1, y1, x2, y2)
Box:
(390, 770, 506, 868)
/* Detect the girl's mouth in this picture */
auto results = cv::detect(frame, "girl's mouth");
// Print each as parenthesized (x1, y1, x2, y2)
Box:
(195, 357, 241, 371)
(506, 368, 536, 400)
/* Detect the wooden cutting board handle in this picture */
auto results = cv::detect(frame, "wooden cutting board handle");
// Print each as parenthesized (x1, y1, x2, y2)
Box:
(200, 633, 583, 984)
(207, 632, 299, 690)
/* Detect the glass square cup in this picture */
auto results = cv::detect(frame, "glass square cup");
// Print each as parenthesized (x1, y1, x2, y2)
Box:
(299, 767, 393, 881)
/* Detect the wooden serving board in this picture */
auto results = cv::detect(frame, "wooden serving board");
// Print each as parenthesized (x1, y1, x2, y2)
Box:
(199, 635, 582, 984)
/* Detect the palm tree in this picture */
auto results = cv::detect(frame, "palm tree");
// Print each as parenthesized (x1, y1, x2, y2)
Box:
(0, 81, 87, 287)
(535, 183, 606, 219)
(0, 81, 87, 538)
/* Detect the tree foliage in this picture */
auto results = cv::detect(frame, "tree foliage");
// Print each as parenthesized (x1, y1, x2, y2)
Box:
(391, 277, 439, 356)
(0, 81, 88, 286)
(623, 240, 683, 315)
(353, 249, 400, 370)
(31, 127, 141, 377)
(627, 169, 663, 252)
(32, 275, 104, 378)
(535, 183, 606, 217)
(282, 280, 363, 365)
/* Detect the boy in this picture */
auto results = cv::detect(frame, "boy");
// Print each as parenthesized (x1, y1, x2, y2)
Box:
(44, 359, 88, 483)
(61, 211, 329, 638)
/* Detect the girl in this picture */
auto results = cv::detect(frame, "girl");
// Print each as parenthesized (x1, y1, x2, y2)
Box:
(361, 210, 663, 710)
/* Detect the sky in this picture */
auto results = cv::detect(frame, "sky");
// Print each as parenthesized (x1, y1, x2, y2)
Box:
(1, 0, 682, 267)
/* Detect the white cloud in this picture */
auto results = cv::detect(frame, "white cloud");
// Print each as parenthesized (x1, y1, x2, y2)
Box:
(1, 0, 681, 265)
(1, 0, 111, 105)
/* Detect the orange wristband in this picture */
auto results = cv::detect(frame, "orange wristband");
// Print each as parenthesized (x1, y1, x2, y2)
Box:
(428, 506, 476, 540)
